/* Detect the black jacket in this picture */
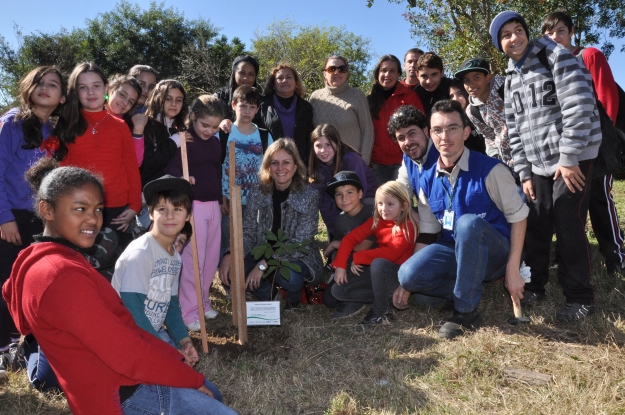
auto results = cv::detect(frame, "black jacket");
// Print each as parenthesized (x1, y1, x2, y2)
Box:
(257, 94, 314, 166)
(139, 119, 178, 187)
(415, 77, 453, 117)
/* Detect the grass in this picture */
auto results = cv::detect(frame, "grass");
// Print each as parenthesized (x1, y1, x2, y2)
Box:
(3, 184, 625, 414)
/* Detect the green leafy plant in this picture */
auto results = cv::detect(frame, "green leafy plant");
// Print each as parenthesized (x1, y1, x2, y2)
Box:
(250, 229, 311, 280)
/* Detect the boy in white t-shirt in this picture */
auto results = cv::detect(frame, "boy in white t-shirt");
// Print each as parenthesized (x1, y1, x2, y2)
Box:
(112, 175, 198, 364)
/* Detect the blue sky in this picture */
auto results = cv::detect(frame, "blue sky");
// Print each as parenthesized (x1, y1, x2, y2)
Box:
(1, 0, 624, 86)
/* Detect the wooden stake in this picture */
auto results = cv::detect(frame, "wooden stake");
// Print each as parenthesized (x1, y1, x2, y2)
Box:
(180, 135, 209, 353)
(228, 141, 248, 344)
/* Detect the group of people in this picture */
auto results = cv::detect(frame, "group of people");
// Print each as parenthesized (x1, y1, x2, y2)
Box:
(0, 8, 623, 413)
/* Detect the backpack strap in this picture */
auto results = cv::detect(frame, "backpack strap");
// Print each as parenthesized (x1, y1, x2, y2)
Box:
(259, 128, 269, 154)
(219, 129, 230, 165)
(469, 105, 484, 124)
(537, 48, 551, 72)
(497, 82, 505, 100)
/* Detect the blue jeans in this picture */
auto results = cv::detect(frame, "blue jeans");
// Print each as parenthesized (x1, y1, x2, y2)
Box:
(27, 347, 60, 392)
(121, 379, 237, 414)
(398, 214, 510, 313)
(244, 254, 307, 303)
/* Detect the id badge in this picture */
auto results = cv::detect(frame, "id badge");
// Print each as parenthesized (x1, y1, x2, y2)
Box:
(443, 210, 455, 230)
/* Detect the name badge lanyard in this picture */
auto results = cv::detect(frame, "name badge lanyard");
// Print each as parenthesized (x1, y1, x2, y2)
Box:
(440, 175, 458, 230)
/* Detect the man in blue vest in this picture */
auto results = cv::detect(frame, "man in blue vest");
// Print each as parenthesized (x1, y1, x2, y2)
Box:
(393, 100, 528, 339)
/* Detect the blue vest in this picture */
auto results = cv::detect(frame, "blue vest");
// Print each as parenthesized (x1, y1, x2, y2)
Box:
(404, 144, 439, 196)
(420, 150, 511, 243)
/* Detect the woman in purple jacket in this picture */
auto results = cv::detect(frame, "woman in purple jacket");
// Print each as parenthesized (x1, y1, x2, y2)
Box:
(308, 124, 377, 239)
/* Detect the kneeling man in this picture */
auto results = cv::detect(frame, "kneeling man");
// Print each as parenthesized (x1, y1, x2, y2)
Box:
(395, 100, 528, 339)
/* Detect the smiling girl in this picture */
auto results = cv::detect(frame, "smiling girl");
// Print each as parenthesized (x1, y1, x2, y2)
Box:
(56, 62, 142, 268)
(165, 95, 225, 331)
(2, 158, 237, 415)
(308, 124, 377, 239)
(0, 66, 66, 361)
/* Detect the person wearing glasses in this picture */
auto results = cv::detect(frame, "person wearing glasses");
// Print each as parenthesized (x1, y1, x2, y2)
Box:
(258, 63, 314, 166)
(309, 55, 375, 164)
(392, 100, 528, 339)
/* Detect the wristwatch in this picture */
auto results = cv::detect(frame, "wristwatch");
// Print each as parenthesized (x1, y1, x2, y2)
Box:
(258, 262, 268, 271)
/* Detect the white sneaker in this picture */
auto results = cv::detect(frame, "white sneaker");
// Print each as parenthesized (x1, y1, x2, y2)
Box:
(186, 321, 201, 332)
(204, 309, 218, 319)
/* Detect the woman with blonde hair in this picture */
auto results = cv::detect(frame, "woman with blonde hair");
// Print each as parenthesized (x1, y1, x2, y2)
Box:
(220, 138, 323, 310)
(258, 63, 314, 165)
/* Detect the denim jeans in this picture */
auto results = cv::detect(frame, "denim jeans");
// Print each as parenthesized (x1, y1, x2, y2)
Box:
(243, 254, 308, 303)
(398, 214, 510, 313)
(27, 346, 60, 392)
(121, 379, 238, 415)
(371, 163, 401, 186)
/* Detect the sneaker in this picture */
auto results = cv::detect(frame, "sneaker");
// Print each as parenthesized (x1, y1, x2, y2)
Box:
(556, 303, 596, 322)
(9, 342, 26, 371)
(330, 302, 366, 319)
(360, 308, 393, 325)
(439, 309, 483, 339)
(204, 309, 218, 319)
(0, 351, 13, 379)
(283, 300, 300, 312)
(186, 321, 201, 332)
(520, 291, 545, 308)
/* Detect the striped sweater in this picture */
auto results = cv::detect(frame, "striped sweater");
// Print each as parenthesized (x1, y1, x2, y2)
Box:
(504, 35, 601, 181)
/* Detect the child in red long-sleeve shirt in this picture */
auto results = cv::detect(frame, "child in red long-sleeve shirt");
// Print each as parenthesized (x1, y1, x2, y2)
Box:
(332, 181, 417, 325)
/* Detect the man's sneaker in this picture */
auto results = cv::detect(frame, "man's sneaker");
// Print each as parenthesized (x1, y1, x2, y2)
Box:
(439, 309, 483, 339)
(8, 342, 26, 371)
(520, 291, 545, 307)
(360, 308, 393, 325)
(186, 320, 201, 332)
(0, 351, 13, 379)
(556, 303, 596, 322)
(283, 300, 300, 312)
(204, 309, 219, 319)
(330, 302, 366, 319)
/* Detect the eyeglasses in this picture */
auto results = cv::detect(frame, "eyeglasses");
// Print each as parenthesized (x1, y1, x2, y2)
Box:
(325, 65, 348, 74)
(430, 125, 463, 137)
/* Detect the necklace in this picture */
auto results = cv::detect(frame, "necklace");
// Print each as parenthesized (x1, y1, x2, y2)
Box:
(86, 113, 110, 134)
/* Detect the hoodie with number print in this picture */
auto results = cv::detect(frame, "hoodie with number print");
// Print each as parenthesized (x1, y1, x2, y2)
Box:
(504, 35, 601, 182)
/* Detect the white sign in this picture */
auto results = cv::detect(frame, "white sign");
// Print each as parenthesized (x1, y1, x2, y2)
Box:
(246, 301, 281, 326)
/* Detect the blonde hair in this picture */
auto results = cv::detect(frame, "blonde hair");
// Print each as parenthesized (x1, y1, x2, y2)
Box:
(372, 181, 418, 243)
(263, 63, 306, 97)
(258, 138, 308, 194)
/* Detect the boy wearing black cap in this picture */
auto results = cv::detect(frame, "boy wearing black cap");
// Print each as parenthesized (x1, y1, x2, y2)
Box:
(323, 171, 375, 319)
(490, 11, 601, 321)
(454, 58, 513, 167)
(112, 175, 200, 364)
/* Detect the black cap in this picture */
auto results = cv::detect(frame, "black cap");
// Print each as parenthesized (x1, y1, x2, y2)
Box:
(454, 58, 491, 80)
(325, 171, 363, 197)
(143, 175, 193, 206)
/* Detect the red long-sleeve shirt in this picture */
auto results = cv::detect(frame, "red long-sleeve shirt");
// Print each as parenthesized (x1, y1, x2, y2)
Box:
(60, 110, 142, 212)
(2, 242, 204, 414)
(332, 217, 416, 269)
(576, 46, 620, 125)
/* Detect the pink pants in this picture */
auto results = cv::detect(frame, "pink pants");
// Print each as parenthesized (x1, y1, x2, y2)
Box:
(179, 200, 221, 325)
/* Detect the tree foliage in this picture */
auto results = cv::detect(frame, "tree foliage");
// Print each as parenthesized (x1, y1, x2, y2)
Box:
(252, 19, 373, 96)
(367, 0, 625, 75)
(0, 1, 245, 110)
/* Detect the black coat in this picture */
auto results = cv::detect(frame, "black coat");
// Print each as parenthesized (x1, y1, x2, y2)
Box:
(139, 119, 178, 187)
(257, 94, 314, 166)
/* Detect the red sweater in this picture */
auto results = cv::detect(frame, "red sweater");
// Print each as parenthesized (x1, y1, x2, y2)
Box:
(60, 110, 142, 212)
(370, 83, 424, 165)
(332, 217, 416, 269)
(575, 46, 620, 125)
(2, 242, 204, 414)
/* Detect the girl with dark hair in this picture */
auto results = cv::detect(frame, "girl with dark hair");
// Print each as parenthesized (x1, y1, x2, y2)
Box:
(57, 62, 142, 265)
(367, 54, 424, 185)
(145, 79, 188, 147)
(214, 55, 260, 133)
(2, 157, 237, 415)
(258, 62, 315, 165)
(0, 66, 66, 366)
(308, 124, 377, 237)
(309, 55, 375, 163)
(128, 64, 159, 110)
(449, 78, 486, 154)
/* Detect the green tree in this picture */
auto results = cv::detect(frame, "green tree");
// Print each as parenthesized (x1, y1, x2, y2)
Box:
(252, 19, 373, 96)
(367, 0, 625, 75)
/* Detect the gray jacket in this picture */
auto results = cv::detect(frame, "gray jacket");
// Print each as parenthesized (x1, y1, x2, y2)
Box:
(504, 35, 601, 181)
(243, 184, 323, 284)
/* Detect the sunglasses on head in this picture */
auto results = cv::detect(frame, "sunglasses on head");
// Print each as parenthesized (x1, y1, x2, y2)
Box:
(325, 65, 348, 74)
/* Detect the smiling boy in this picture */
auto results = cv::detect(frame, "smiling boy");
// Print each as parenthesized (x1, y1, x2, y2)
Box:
(414, 52, 453, 116)
(112, 175, 199, 364)
(490, 11, 602, 321)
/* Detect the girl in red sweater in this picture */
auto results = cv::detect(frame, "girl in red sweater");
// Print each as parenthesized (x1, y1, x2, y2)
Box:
(332, 181, 417, 325)
(3, 158, 236, 415)
(57, 62, 142, 271)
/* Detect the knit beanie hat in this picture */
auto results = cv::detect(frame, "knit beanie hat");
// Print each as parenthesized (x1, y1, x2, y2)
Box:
(489, 11, 529, 52)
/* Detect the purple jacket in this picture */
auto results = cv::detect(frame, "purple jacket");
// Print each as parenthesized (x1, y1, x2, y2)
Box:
(311, 151, 377, 235)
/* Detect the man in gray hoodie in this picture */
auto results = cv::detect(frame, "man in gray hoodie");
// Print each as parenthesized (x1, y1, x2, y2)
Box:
(490, 11, 602, 322)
